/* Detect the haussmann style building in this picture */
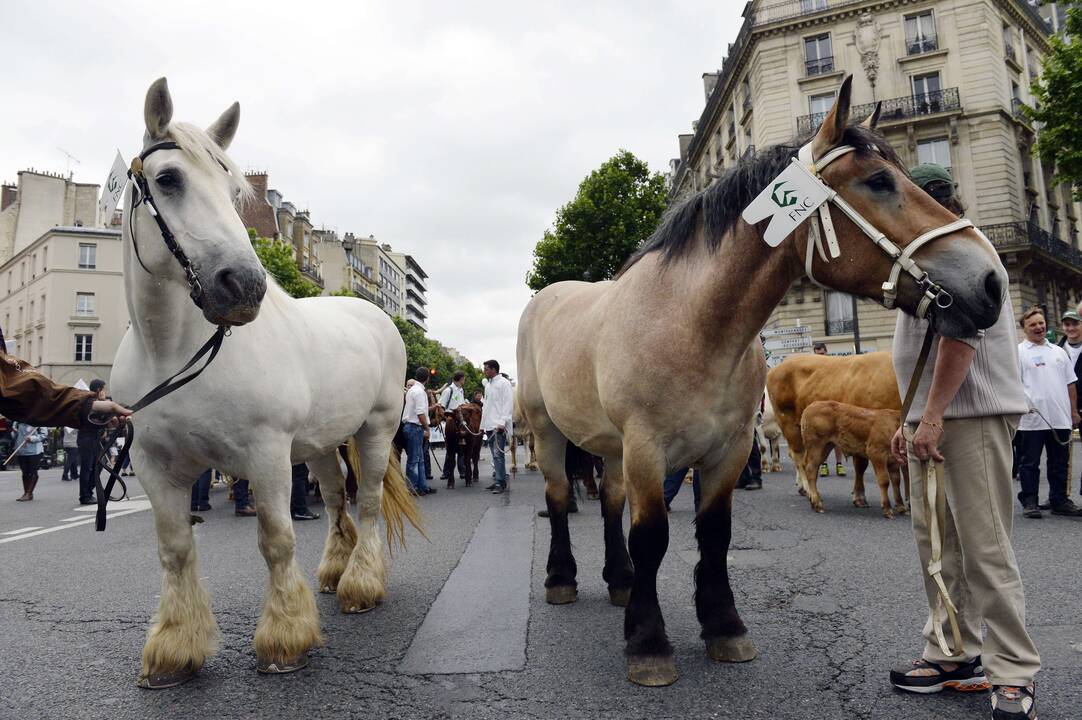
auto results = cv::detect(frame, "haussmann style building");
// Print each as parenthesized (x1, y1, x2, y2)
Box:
(670, 0, 1081, 359)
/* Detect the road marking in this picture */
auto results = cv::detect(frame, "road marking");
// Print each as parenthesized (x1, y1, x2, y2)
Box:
(1, 526, 43, 535)
(398, 505, 534, 674)
(59, 517, 85, 522)
(0, 507, 149, 545)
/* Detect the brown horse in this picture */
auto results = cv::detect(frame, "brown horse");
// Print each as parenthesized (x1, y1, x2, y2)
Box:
(449, 403, 483, 483)
(516, 76, 1006, 686)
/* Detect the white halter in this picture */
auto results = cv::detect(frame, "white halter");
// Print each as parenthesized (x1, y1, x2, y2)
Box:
(796, 142, 969, 319)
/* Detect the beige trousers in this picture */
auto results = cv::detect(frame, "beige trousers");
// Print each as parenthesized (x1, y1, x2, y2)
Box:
(907, 415, 1040, 687)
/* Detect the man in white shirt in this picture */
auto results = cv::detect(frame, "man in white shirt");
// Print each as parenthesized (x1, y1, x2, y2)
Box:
(480, 360, 513, 494)
(1057, 308, 1082, 506)
(402, 367, 435, 495)
(438, 371, 468, 487)
(1016, 307, 1082, 517)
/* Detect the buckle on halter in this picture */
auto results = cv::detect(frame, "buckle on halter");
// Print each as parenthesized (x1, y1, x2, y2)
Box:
(881, 281, 897, 308)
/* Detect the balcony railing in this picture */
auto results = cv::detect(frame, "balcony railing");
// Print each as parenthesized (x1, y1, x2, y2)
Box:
(906, 34, 938, 56)
(742, 93, 752, 115)
(1005, 43, 1018, 64)
(805, 56, 834, 76)
(826, 318, 855, 336)
(797, 87, 960, 135)
(1012, 97, 1030, 123)
(983, 221, 1082, 271)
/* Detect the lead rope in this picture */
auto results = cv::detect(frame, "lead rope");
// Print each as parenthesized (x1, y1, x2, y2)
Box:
(900, 326, 963, 658)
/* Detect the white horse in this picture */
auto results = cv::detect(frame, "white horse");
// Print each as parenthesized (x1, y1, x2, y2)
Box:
(110, 78, 419, 688)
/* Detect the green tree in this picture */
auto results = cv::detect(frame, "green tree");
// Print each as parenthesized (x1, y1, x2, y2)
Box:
(391, 317, 485, 397)
(1028, 4, 1082, 201)
(526, 150, 669, 291)
(247, 228, 323, 298)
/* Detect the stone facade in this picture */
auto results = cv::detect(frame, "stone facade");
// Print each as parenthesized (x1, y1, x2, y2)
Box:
(315, 229, 381, 306)
(387, 250, 428, 332)
(0, 226, 128, 386)
(670, 0, 1082, 358)
(0, 170, 99, 266)
(356, 236, 405, 319)
(239, 171, 323, 288)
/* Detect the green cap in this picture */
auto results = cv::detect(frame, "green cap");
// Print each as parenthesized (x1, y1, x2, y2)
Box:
(1062, 310, 1081, 322)
(909, 163, 955, 190)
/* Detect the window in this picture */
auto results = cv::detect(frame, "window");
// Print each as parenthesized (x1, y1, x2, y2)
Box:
(825, 291, 855, 335)
(912, 72, 943, 113)
(75, 292, 95, 316)
(801, 0, 828, 11)
(905, 11, 938, 55)
(917, 137, 951, 171)
(39, 294, 46, 319)
(31, 253, 36, 278)
(1003, 25, 1017, 62)
(78, 243, 97, 270)
(804, 34, 833, 75)
(75, 334, 93, 362)
(41, 247, 47, 272)
(37, 335, 42, 366)
(809, 92, 836, 117)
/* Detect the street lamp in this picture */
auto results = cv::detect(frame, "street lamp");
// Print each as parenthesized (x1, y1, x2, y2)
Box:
(342, 233, 356, 293)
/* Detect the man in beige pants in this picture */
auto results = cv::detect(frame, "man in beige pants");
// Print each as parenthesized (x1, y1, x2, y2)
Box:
(889, 164, 1040, 720)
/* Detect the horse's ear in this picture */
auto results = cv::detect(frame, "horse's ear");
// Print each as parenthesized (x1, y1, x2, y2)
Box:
(861, 102, 882, 131)
(207, 102, 240, 150)
(811, 74, 853, 160)
(144, 77, 173, 140)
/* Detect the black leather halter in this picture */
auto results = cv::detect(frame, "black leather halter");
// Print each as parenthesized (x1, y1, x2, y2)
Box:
(92, 140, 232, 531)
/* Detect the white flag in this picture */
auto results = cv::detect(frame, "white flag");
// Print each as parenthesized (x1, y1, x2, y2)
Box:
(98, 150, 128, 227)
(741, 159, 831, 247)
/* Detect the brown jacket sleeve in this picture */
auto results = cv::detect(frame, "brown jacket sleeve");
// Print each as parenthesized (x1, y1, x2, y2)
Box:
(0, 352, 96, 428)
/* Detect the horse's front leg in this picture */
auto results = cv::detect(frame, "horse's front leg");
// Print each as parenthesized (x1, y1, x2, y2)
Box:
(252, 459, 322, 673)
(696, 441, 758, 666)
(600, 456, 633, 607)
(622, 435, 675, 686)
(137, 460, 219, 688)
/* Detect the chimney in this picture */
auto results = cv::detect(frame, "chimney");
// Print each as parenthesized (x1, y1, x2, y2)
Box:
(1, 184, 16, 212)
(702, 72, 719, 101)
(245, 171, 269, 199)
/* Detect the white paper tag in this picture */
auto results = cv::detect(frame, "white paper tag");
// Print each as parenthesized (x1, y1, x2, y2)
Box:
(741, 159, 831, 247)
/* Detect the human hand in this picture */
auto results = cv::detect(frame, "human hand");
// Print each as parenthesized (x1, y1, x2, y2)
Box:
(890, 428, 907, 465)
(1074, 410, 1081, 427)
(911, 421, 945, 462)
(90, 400, 133, 429)
(423, 427, 430, 439)
(496, 425, 505, 434)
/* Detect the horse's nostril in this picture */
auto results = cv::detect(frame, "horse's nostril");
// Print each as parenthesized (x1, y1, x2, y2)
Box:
(215, 268, 244, 302)
(984, 271, 1003, 307)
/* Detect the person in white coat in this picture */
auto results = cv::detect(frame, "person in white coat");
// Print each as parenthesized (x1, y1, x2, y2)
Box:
(480, 360, 513, 493)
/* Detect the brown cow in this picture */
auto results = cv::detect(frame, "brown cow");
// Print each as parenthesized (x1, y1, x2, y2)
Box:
(767, 351, 900, 508)
(800, 400, 908, 518)
(451, 403, 484, 483)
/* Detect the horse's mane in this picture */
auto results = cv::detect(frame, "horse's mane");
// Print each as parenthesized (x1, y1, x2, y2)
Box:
(163, 122, 255, 205)
(618, 125, 905, 275)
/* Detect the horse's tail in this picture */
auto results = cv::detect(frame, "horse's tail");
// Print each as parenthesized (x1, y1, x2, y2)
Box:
(344, 439, 425, 551)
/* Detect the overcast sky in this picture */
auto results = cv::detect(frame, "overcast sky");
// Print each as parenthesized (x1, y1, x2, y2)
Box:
(2, 1, 745, 378)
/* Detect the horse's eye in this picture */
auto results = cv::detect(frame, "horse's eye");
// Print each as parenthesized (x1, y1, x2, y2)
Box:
(864, 172, 895, 194)
(155, 171, 182, 191)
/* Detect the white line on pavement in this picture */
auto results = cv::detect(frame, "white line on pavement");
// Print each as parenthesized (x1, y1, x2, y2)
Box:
(1, 526, 43, 535)
(0, 507, 149, 545)
(59, 517, 85, 522)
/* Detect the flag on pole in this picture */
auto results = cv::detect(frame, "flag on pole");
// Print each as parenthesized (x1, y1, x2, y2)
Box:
(98, 150, 128, 227)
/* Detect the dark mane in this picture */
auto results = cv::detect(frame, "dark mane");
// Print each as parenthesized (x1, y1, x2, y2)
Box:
(618, 125, 905, 275)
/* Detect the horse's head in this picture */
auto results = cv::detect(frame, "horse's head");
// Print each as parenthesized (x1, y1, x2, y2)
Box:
(799, 76, 1004, 338)
(132, 77, 267, 327)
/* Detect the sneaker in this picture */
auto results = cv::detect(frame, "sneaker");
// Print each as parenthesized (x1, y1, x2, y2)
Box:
(291, 510, 320, 520)
(422, 487, 437, 495)
(991, 683, 1036, 720)
(1049, 499, 1082, 516)
(744, 479, 762, 490)
(485, 483, 498, 491)
(819, 463, 829, 477)
(491, 485, 506, 494)
(235, 506, 257, 517)
(836, 463, 846, 476)
(1022, 502, 1043, 519)
(889, 656, 989, 694)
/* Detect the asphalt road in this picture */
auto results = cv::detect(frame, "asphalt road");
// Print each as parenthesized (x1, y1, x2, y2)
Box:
(1, 449, 1079, 720)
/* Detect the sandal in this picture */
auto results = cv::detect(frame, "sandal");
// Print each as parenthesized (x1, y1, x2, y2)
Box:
(889, 656, 989, 694)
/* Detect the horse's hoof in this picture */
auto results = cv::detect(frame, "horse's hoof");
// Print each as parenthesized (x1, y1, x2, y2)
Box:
(771, 464, 782, 472)
(627, 655, 678, 687)
(814, 506, 825, 514)
(608, 586, 631, 607)
(257, 651, 309, 674)
(894, 505, 909, 516)
(706, 634, 758, 663)
(546, 585, 578, 605)
(136, 666, 196, 689)
(344, 603, 376, 614)
(797, 487, 807, 496)
(882, 510, 895, 519)
(319, 585, 336, 594)
(852, 497, 869, 508)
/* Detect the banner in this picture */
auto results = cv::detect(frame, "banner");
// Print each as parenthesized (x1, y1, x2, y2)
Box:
(98, 150, 127, 227)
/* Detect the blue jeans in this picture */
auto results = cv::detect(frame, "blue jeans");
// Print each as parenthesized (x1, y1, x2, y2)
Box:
(190, 469, 212, 510)
(233, 478, 250, 510)
(488, 430, 507, 487)
(1017, 428, 1070, 506)
(404, 423, 429, 493)
(663, 468, 701, 511)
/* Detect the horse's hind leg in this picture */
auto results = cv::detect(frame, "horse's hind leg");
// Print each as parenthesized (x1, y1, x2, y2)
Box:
(309, 451, 357, 594)
(137, 460, 219, 688)
(696, 438, 758, 666)
(251, 455, 322, 672)
(621, 435, 676, 686)
(335, 431, 392, 613)
(534, 418, 577, 604)
(600, 456, 633, 607)
(851, 455, 870, 507)
(770, 438, 782, 472)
